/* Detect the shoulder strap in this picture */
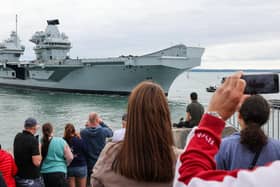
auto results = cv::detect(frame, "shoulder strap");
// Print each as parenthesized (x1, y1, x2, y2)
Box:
(248, 148, 262, 169)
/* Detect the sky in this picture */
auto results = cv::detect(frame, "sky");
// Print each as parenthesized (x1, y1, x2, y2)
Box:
(0, 0, 280, 69)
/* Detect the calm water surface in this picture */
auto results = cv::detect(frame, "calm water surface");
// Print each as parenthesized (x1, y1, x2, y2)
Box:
(1, 71, 279, 149)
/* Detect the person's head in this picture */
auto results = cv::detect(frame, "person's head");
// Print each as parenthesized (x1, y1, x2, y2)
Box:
(87, 112, 99, 127)
(41, 122, 54, 159)
(42, 123, 53, 139)
(113, 81, 175, 182)
(64, 123, 77, 142)
(121, 113, 127, 128)
(239, 95, 270, 128)
(190, 92, 198, 101)
(24, 117, 40, 135)
(239, 95, 270, 152)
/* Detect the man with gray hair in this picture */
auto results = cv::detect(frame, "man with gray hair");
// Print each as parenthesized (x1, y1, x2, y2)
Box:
(80, 112, 113, 185)
(13, 117, 44, 187)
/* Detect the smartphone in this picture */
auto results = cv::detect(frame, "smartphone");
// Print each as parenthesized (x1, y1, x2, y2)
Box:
(241, 74, 279, 94)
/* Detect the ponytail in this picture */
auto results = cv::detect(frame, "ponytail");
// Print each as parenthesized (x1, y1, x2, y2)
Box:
(239, 95, 270, 153)
(41, 123, 53, 159)
(63, 123, 77, 145)
(240, 122, 267, 152)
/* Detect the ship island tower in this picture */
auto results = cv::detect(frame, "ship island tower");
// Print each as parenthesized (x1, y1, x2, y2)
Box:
(30, 19, 71, 63)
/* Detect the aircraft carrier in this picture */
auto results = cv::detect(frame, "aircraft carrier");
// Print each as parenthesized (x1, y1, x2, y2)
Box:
(0, 19, 204, 95)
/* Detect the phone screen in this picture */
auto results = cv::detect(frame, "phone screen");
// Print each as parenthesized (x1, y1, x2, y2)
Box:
(242, 74, 279, 94)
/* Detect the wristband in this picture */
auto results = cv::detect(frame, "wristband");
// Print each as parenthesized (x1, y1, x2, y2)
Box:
(206, 111, 223, 120)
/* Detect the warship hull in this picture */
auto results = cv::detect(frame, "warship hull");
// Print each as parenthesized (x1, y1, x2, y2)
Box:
(0, 65, 186, 95)
(0, 46, 203, 95)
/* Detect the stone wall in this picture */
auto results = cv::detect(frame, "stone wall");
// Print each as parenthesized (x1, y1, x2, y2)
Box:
(172, 125, 238, 149)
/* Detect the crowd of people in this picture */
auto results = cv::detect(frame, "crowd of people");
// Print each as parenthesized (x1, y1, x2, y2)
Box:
(1, 112, 113, 187)
(0, 72, 280, 187)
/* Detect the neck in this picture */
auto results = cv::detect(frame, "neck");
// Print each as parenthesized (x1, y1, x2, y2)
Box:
(88, 123, 98, 128)
(24, 128, 35, 135)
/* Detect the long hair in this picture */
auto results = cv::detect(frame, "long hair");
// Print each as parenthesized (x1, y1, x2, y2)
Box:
(41, 123, 53, 159)
(240, 95, 270, 152)
(64, 123, 78, 144)
(112, 81, 175, 182)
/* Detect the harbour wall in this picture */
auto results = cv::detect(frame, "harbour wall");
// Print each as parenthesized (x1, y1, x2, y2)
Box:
(172, 125, 238, 149)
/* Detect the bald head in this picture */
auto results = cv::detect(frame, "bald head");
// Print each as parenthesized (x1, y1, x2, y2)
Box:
(88, 112, 99, 127)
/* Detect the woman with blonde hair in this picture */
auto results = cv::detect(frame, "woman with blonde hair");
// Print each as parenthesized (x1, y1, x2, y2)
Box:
(64, 123, 87, 187)
(91, 81, 181, 187)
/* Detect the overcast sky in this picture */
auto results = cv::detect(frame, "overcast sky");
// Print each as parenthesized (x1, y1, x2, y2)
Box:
(1, 0, 280, 69)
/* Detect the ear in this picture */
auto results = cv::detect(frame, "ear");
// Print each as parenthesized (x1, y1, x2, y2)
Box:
(238, 113, 246, 129)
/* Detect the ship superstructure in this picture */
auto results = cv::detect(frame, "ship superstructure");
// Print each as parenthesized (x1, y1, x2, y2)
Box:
(0, 31, 25, 62)
(30, 20, 71, 62)
(0, 19, 204, 95)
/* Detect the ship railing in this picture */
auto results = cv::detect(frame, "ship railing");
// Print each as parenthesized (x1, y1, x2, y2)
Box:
(227, 105, 280, 140)
(81, 57, 126, 63)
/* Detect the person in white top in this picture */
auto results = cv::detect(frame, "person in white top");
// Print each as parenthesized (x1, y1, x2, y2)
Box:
(112, 114, 127, 142)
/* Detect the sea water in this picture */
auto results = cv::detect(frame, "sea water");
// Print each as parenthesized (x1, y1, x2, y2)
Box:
(0, 71, 279, 150)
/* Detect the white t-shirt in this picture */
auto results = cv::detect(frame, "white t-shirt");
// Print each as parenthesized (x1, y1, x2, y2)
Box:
(112, 128, 126, 142)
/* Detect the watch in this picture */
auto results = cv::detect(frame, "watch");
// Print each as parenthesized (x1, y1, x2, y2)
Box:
(206, 111, 223, 120)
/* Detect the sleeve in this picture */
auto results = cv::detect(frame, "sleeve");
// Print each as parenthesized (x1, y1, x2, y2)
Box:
(30, 137, 40, 156)
(101, 123, 113, 138)
(64, 144, 74, 166)
(186, 105, 190, 112)
(175, 114, 229, 183)
(173, 114, 280, 187)
(11, 155, 18, 176)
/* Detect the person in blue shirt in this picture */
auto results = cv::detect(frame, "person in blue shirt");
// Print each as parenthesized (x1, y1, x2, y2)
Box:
(80, 112, 113, 185)
(216, 95, 280, 170)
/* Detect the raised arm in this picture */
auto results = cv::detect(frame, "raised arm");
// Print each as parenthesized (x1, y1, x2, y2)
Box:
(32, 140, 42, 167)
(174, 72, 257, 187)
(99, 121, 113, 137)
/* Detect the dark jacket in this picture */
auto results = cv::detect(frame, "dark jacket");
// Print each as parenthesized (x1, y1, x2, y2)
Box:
(80, 122, 113, 172)
(66, 136, 87, 168)
(0, 173, 7, 187)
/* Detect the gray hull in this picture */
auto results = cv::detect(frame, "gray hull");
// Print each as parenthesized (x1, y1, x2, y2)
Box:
(0, 65, 184, 95)
(0, 45, 204, 95)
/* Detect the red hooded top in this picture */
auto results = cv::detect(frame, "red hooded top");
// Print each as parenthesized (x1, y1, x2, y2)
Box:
(0, 149, 17, 187)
